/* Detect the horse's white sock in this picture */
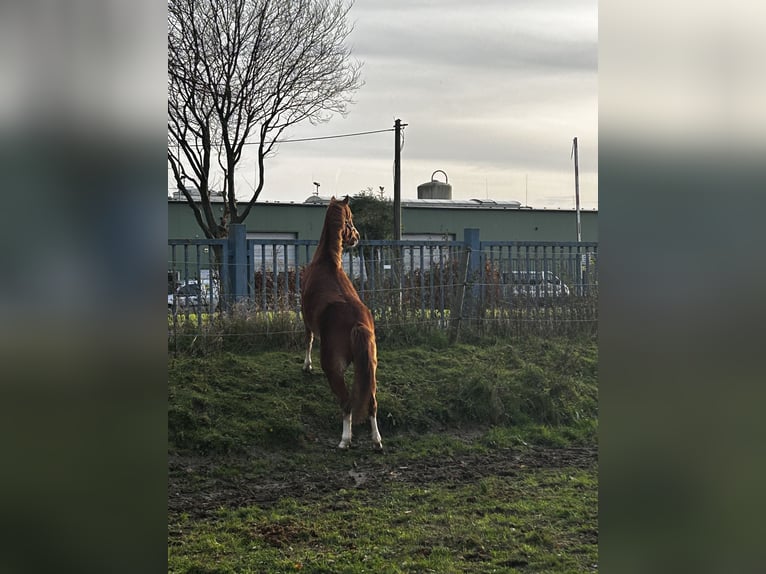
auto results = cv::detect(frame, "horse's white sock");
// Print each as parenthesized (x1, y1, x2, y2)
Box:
(338, 412, 352, 449)
(370, 415, 382, 449)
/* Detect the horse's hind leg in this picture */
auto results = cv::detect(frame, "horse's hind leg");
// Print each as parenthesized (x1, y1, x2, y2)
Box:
(370, 398, 382, 450)
(334, 382, 352, 448)
(327, 368, 352, 449)
(321, 356, 352, 448)
(302, 328, 314, 373)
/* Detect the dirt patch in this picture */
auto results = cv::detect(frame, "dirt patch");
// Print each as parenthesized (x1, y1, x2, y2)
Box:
(252, 522, 318, 548)
(168, 442, 597, 520)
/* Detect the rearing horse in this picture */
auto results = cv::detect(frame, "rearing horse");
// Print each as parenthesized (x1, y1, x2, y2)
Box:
(300, 196, 382, 450)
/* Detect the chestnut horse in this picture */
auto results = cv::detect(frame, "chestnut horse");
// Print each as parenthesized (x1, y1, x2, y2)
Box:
(300, 196, 382, 449)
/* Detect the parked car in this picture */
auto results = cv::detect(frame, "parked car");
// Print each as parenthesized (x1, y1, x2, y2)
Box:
(168, 280, 219, 311)
(504, 270, 570, 298)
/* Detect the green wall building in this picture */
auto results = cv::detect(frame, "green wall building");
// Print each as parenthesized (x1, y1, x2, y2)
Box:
(168, 197, 597, 243)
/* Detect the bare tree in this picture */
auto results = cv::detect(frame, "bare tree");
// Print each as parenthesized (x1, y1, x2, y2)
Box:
(168, 0, 363, 239)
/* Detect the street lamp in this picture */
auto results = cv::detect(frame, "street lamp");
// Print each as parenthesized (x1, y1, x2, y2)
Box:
(312, 181, 320, 196)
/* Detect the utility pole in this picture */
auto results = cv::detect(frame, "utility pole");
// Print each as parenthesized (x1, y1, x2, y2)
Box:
(572, 137, 582, 242)
(393, 118, 407, 240)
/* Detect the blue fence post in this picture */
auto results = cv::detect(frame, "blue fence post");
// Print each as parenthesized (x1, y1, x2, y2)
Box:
(228, 223, 248, 305)
(463, 228, 480, 276)
(463, 228, 481, 306)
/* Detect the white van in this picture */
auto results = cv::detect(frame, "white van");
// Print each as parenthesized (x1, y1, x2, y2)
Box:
(505, 270, 570, 298)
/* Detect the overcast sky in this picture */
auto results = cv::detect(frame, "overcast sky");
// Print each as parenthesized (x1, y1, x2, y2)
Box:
(234, 0, 598, 209)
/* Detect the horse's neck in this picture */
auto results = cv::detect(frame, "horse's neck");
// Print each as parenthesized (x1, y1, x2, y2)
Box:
(315, 228, 343, 267)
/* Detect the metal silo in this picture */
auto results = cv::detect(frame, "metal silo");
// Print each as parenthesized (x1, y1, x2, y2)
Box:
(417, 170, 452, 199)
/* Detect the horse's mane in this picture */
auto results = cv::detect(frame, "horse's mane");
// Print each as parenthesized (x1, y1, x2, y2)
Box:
(316, 198, 349, 265)
(324, 199, 346, 228)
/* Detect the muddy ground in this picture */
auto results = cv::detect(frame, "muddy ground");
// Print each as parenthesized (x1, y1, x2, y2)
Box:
(168, 441, 597, 521)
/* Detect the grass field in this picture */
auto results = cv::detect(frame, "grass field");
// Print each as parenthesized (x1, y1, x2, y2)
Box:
(168, 337, 598, 573)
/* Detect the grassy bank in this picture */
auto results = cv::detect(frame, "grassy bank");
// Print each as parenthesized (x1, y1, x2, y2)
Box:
(169, 338, 597, 454)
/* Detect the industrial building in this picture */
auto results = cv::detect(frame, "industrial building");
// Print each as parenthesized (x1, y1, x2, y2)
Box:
(169, 171, 596, 243)
(168, 197, 594, 242)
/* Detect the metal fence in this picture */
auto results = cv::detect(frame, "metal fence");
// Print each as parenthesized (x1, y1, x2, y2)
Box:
(168, 226, 598, 340)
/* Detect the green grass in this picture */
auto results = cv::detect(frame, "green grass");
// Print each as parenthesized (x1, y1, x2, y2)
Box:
(169, 469, 597, 573)
(169, 337, 597, 573)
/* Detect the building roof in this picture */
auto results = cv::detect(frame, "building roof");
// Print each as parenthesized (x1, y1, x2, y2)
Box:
(300, 195, 597, 211)
(303, 195, 526, 209)
(168, 193, 597, 212)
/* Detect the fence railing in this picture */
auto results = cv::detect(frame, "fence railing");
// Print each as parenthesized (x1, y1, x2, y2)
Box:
(168, 226, 598, 341)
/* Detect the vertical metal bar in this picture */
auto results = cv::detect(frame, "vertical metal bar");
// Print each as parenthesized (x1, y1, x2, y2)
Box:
(170, 244, 177, 310)
(419, 245, 425, 319)
(522, 245, 531, 290)
(499, 244, 504, 314)
(182, 244, 190, 317)
(195, 244, 202, 284)
(524, 244, 532, 314)
(294, 244, 301, 312)
(534, 245, 540, 298)
(260, 244, 267, 312)
(594, 245, 598, 294)
(386, 243, 392, 323)
(484, 245, 490, 324)
(220, 241, 229, 306)
(182, 244, 189, 285)
(595, 244, 598, 293)
(272, 244, 278, 312)
(484, 244, 489, 321)
(542, 245, 548, 298)
(359, 246, 366, 303)
(428, 245, 435, 316)
(195, 246, 203, 326)
(244, 240, 250, 301)
(283, 243, 289, 310)
(439, 245, 446, 327)
(501, 244, 508, 326)
(560, 243, 566, 293)
(408, 244, 415, 314)
(579, 244, 585, 297)
(490, 245, 503, 312)
(513, 244, 518, 319)
(370, 246, 376, 315)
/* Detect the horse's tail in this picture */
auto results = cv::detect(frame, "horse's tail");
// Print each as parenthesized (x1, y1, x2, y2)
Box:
(350, 321, 378, 423)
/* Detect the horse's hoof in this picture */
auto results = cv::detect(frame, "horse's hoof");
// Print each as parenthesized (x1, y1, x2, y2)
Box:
(372, 442, 384, 451)
(302, 366, 312, 374)
(337, 441, 350, 449)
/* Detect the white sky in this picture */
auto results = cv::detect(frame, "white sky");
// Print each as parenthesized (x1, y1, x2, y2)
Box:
(195, 0, 598, 210)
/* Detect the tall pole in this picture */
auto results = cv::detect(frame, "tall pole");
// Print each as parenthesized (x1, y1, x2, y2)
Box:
(573, 137, 582, 243)
(393, 119, 404, 240)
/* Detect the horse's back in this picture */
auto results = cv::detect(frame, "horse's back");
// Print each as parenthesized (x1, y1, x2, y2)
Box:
(301, 262, 368, 334)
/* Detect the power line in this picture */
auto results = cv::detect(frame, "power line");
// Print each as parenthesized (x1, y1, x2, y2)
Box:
(267, 127, 395, 144)
(168, 126, 398, 194)
(170, 127, 395, 151)
(169, 127, 395, 149)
